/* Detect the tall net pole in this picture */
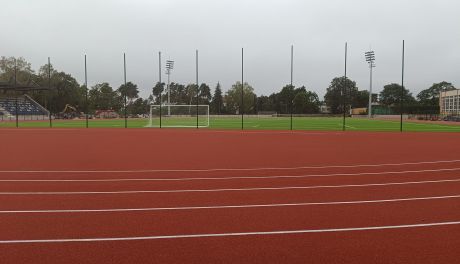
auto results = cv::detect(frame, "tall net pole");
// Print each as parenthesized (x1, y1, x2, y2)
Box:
(400, 40, 405, 132)
(342, 42, 348, 131)
(196, 49, 199, 129)
(290, 45, 293, 130)
(124, 53, 127, 128)
(159, 52, 162, 128)
(48, 57, 52, 128)
(241, 48, 244, 130)
(14, 59, 18, 128)
(85, 55, 88, 128)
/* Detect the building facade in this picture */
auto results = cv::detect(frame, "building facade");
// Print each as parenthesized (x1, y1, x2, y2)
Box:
(440, 89, 460, 116)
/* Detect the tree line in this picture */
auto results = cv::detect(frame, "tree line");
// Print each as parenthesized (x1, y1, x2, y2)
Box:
(1, 56, 455, 116)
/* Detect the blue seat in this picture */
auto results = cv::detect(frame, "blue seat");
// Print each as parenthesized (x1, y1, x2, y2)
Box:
(0, 97, 48, 115)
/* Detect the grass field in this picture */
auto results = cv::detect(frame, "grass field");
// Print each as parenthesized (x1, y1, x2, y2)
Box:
(1, 116, 460, 132)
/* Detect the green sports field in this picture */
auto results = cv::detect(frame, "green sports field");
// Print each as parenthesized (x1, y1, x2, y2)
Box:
(1, 116, 460, 132)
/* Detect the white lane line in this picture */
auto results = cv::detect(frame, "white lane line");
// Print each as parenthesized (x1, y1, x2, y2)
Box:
(1, 159, 459, 173)
(1, 167, 459, 182)
(1, 178, 459, 195)
(2, 194, 460, 214)
(1, 221, 460, 244)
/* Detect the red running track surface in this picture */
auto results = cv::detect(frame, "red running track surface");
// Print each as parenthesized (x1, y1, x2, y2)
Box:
(0, 128, 460, 263)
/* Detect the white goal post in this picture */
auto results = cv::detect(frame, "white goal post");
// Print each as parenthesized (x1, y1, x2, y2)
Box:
(146, 104, 210, 128)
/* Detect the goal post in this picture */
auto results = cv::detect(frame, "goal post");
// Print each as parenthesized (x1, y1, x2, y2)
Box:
(146, 104, 210, 128)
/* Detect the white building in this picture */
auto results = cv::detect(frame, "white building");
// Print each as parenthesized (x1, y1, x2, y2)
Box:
(440, 89, 460, 115)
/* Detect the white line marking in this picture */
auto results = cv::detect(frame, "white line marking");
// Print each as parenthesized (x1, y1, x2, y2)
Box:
(2, 194, 459, 214)
(1, 221, 460, 244)
(1, 178, 458, 195)
(1, 159, 460, 173)
(1, 167, 459, 182)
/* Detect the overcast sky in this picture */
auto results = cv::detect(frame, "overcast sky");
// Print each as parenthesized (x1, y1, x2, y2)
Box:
(3, 0, 460, 99)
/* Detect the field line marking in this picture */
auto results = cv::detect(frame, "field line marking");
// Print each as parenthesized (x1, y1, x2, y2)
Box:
(2, 194, 460, 214)
(1, 159, 460, 173)
(1, 221, 460, 244)
(2, 167, 459, 182)
(1, 178, 459, 195)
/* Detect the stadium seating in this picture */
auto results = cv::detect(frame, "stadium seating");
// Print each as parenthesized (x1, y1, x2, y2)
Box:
(0, 97, 48, 116)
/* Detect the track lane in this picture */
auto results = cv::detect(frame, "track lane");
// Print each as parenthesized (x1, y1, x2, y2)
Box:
(1, 169, 460, 192)
(3, 225, 458, 264)
(0, 197, 459, 240)
(1, 180, 460, 210)
(1, 129, 460, 172)
(2, 161, 460, 180)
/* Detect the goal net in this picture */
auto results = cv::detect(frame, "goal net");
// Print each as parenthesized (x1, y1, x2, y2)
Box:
(146, 104, 210, 128)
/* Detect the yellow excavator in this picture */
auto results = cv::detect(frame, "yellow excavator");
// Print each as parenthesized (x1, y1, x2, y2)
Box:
(59, 104, 81, 119)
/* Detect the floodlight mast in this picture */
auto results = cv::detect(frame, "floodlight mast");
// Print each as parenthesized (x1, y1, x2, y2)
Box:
(365, 51, 376, 118)
(165, 60, 174, 116)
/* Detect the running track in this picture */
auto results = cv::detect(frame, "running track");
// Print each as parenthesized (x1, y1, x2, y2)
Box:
(0, 128, 459, 263)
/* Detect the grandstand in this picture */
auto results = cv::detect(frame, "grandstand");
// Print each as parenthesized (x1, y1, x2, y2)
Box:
(0, 95, 49, 121)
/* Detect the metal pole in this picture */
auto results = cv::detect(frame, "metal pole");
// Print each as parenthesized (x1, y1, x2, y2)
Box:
(196, 49, 199, 129)
(290, 44, 293, 130)
(241, 48, 244, 130)
(167, 70, 170, 116)
(368, 62, 373, 118)
(14, 59, 18, 128)
(85, 55, 88, 128)
(48, 57, 52, 128)
(342, 42, 347, 131)
(400, 40, 405, 132)
(159, 52, 162, 128)
(124, 53, 127, 128)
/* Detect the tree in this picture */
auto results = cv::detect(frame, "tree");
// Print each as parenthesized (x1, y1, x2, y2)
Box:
(198, 83, 212, 104)
(88, 83, 120, 112)
(295, 89, 320, 114)
(32, 63, 84, 113)
(379, 83, 415, 107)
(210, 82, 223, 114)
(354, 90, 370, 108)
(256, 95, 273, 112)
(225, 82, 256, 114)
(117, 82, 139, 105)
(0, 56, 35, 85)
(324, 77, 359, 114)
(417, 81, 456, 106)
(162, 82, 187, 104)
(152, 82, 165, 104)
(130, 98, 149, 115)
(185, 84, 198, 105)
(277, 84, 296, 114)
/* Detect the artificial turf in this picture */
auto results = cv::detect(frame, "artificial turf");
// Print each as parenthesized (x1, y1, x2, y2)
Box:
(1, 116, 460, 132)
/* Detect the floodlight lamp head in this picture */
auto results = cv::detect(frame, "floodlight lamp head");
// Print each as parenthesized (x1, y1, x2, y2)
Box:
(166, 60, 174, 70)
(365, 51, 375, 62)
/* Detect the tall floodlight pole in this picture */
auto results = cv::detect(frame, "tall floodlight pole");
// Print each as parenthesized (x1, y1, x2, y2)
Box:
(85, 55, 88, 128)
(159, 52, 162, 128)
(123, 53, 127, 128)
(165, 60, 174, 116)
(290, 45, 294, 130)
(14, 59, 18, 128)
(365, 50, 376, 118)
(400, 40, 405, 132)
(241, 48, 244, 130)
(342, 42, 348, 131)
(196, 50, 199, 129)
(48, 57, 52, 128)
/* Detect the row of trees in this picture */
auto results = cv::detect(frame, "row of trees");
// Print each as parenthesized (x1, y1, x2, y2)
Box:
(1, 56, 455, 116)
(323, 76, 456, 114)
